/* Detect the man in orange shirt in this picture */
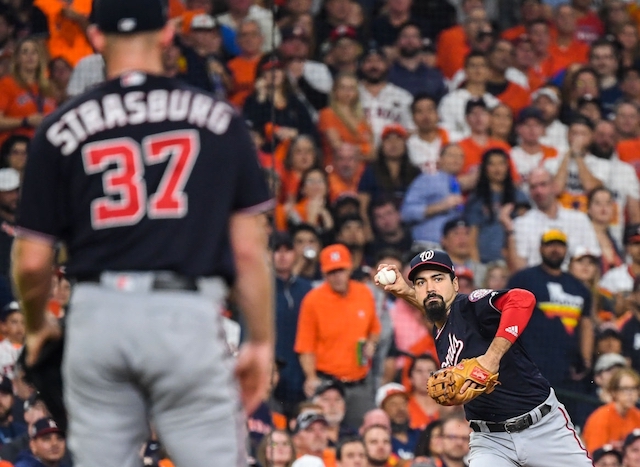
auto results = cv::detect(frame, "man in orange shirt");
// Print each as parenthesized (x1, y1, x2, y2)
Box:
(328, 144, 361, 203)
(615, 101, 640, 177)
(502, 0, 548, 41)
(295, 244, 381, 427)
(227, 19, 263, 108)
(542, 4, 589, 79)
(485, 39, 531, 115)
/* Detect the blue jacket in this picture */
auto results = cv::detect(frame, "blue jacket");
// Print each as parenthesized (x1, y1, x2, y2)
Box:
(13, 450, 70, 467)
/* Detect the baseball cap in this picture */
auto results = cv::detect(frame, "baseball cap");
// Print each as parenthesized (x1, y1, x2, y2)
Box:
(0, 168, 19, 192)
(189, 14, 217, 31)
(92, 0, 169, 34)
(313, 379, 345, 398)
(296, 411, 328, 432)
(375, 383, 408, 408)
(281, 25, 309, 43)
(592, 444, 622, 464)
(517, 106, 544, 125)
(465, 97, 488, 115)
(624, 224, 640, 244)
(624, 429, 640, 450)
(594, 352, 627, 374)
(532, 87, 560, 104)
(330, 25, 358, 43)
(540, 229, 567, 245)
(442, 218, 469, 237)
(29, 417, 63, 439)
(0, 301, 20, 322)
(271, 231, 293, 250)
(408, 249, 455, 282)
(292, 455, 326, 467)
(0, 376, 11, 395)
(320, 244, 352, 274)
(570, 246, 599, 261)
(381, 124, 409, 140)
(456, 265, 474, 281)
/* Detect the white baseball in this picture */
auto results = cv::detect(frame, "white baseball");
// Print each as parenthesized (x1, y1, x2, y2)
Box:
(376, 268, 397, 286)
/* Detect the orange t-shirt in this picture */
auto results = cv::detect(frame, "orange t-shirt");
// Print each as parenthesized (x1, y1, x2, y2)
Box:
(327, 172, 360, 202)
(34, 0, 93, 66)
(539, 40, 589, 78)
(436, 25, 469, 79)
(0, 76, 56, 146)
(159, 460, 175, 467)
(526, 68, 547, 91)
(317, 108, 373, 167)
(295, 281, 381, 382)
(408, 395, 439, 430)
(400, 334, 439, 390)
(168, 0, 187, 18)
(496, 81, 531, 115)
(582, 403, 640, 453)
(458, 137, 513, 174)
(617, 138, 640, 179)
(227, 55, 261, 108)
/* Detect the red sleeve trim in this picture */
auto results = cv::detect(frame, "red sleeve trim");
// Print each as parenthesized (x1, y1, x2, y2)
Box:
(492, 289, 536, 344)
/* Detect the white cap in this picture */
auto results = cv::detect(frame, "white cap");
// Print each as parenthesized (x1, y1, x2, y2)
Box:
(292, 455, 326, 467)
(0, 168, 20, 192)
(594, 353, 627, 374)
(531, 87, 560, 104)
(375, 383, 408, 408)
(190, 13, 216, 30)
(571, 246, 600, 261)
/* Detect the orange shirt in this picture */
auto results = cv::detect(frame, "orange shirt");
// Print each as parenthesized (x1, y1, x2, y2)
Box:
(540, 40, 589, 78)
(436, 25, 469, 79)
(34, 0, 93, 66)
(408, 395, 439, 430)
(0, 75, 56, 146)
(582, 403, 640, 453)
(400, 334, 439, 390)
(617, 138, 640, 179)
(227, 55, 261, 108)
(526, 68, 546, 91)
(327, 172, 360, 202)
(282, 170, 303, 200)
(169, 0, 187, 18)
(159, 460, 175, 467)
(458, 137, 513, 174)
(496, 82, 531, 115)
(317, 108, 373, 167)
(295, 281, 381, 381)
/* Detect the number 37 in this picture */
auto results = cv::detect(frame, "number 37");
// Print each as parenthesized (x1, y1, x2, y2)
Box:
(82, 130, 199, 229)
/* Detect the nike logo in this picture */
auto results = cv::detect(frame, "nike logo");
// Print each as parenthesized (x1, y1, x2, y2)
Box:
(505, 325, 519, 337)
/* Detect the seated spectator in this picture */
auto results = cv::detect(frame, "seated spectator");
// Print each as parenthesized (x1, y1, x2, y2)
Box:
(406, 355, 440, 431)
(387, 22, 447, 100)
(573, 0, 604, 44)
(323, 26, 363, 77)
(293, 412, 337, 467)
(621, 65, 640, 107)
(281, 135, 323, 203)
(488, 103, 515, 147)
(227, 19, 264, 108)
(318, 73, 373, 166)
(334, 215, 367, 272)
(439, 417, 471, 467)
(438, 52, 500, 142)
(511, 34, 546, 92)
(328, 144, 361, 203)
(560, 67, 601, 124)
(484, 39, 531, 115)
(617, 22, 640, 69)
(332, 195, 361, 220)
(314, 0, 361, 54)
(621, 278, 640, 374)
(592, 445, 623, 467)
(540, 4, 590, 79)
(256, 430, 296, 467)
(583, 368, 640, 453)
(532, 86, 569, 154)
(290, 168, 335, 233)
(615, 101, 640, 178)
(47, 57, 72, 105)
(358, 46, 414, 147)
(0, 37, 56, 146)
(623, 429, 640, 467)
(216, 0, 281, 53)
(482, 260, 509, 289)
(441, 218, 487, 286)
(371, 0, 430, 52)
(359, 409, 391, 436)
(510, 107, 558, 188)
(506, 167, 600, 271)
(600, 225, 640, 314)
(407, 94, 450, 173)
(291, 223, 323, 283)
(312, 380, 357, 447)
(594, 353, 629, 404)
(362, 424, 403, 467)
(412, 419, 444, 464)
(527, 19, 554, 86)
(335, 437, 366, 467)
(0, 375, 25, 444)
(367, 198, 413, 260)
(590, 39, 623, 118)
(0, 301, 24, 378)
(578, 96, 604, 125)
(401, 144, 465, 245)
(0, 135, 28, 179)
(0, 394, 48, 464)
(502, 0, 548, 41)
(465, 148, 529, 264)
(14, 417, 68, 467)
(568, 247, 607, 319)
(375, 383, 419, 460)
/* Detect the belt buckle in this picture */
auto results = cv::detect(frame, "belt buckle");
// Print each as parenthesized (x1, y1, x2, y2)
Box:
(504, 416, 529, 434)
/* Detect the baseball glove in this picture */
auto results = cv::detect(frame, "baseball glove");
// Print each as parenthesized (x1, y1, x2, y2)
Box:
(427, 358, 499, 406)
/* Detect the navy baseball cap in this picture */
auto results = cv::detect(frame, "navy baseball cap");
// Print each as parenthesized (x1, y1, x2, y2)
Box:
(295, 411, 328, 432)
(624, 429, 640, 450)
(93, 0, 169, 34)
(29, 417, 63, 439)
(442, 218, 469, 237)
(313, 379, 345, 398)
(465, 97, 488, 115)
(517, 106, 544, 125)
(0, 301, 19, 322)
(408, 249, 455, 282)
(592, 445, 622, 464)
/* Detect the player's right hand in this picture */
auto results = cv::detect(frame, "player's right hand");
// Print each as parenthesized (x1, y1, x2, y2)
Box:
(374, 264, 412, 296)
(25, 312, 62, 368)
(234, 341, 273, 415)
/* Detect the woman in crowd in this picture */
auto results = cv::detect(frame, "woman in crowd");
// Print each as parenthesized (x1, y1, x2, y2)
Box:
(582, 368, 640, 453)
(318, 72, 373, 167)
(0, 37, 56, 145)
(0, 134, 28, 178)
(587, 187, 624, 274)
(488, 103, 515, 147)
(465, 148, 529, 264)
(48, 57, 73, 105)
(616, 22, 640, 68)
(413, 419, 445, 467)
(289, 167, 334, 232)
(256, 430, 296, 467)
(281, 135, 322, 202)
(482, 260, 510, 290)
(560, 66, 600, 123)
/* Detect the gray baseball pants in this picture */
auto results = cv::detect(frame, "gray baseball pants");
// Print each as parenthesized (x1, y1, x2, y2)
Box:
(467, 389, 593, 467)
(63, 274, 245, 467)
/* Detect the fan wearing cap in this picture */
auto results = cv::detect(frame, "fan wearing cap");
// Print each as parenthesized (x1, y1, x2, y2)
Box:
(510, 106, 558, 184)
(323, 26, 363, 77)
(293, 411, 336, 467)
(0, 301, 24, 379)
(0, 394, 49, 464)
(592, 444, 622, 467)
(600, 223, 640, 302)
(374, 383, 420, 460)
(13, 417, 66, 467)
(375, 248, 593, 466)
(624, 429, 640, 467)
(531, 85, 570, 154)
(311, 380, 357, 447)
(314, 0, 363, 57)
(295, 244, 380, 427)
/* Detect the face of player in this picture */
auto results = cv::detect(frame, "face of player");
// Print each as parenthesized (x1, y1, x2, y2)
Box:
(360, 53, 387, 84)
(595, 452, 622, 467)
(315, 389, 345, 426)
(2, 311, 24, 345)
(237, 22, 263, 56)
(441, 419, 471, 463)
(381, 134, 406, 160)
(30, 433, 65, 464)
(413, 270, 459, 325)
(6, 141, 27, 172)
(266, 431, 294, 465)
(467, 107, 490, 135)
(338, 441, 366, 467)
(326, 268, 351, 294)
(298, 421, 329, 454)
(588, 189, 614, 225)
(412, 98, 438, 132)
(625, 439, 640, 467)
(438, 145, 465, 175)
(410, 358, 437, 394)
(517, 118, 544, 146)
(364, 426, 392, 464)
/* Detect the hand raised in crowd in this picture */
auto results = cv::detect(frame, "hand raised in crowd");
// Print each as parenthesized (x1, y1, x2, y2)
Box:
(498, 203, 515, 231)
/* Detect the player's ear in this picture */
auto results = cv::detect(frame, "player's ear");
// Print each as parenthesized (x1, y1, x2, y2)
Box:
(87, 25, 105, 54)
(452, 276, 459, 293)
(159, 21, 176, 49)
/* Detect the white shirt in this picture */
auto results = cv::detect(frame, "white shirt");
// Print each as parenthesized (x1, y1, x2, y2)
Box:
(216, 5, 281, 53)
(407, 133, 445, 173)
(360, 83, 415, 147)
(437, 89, 500, 142)
(540, 119, 569, 154)
(448, 67, 529, 92)
(67, 53, 105, 97)
(0, 339, 21, 379)
(599, 264, 634, 294)
(303, 61, 333, 94)
(514, 205, 601, 267)
(510, 146, 550, 188)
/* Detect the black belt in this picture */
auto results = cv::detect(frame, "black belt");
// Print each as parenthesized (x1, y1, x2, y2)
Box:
(73, 272, 199, 292)
(470, 404, 552, 433)
(317, 372, 366, 387)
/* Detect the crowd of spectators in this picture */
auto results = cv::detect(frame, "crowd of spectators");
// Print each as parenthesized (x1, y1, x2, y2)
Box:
(2, 0, 640, 466)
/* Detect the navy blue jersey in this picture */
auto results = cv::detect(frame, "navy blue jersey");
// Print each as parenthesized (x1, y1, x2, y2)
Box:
(434, 289, 550, 422)
(16, 73, 272, 283)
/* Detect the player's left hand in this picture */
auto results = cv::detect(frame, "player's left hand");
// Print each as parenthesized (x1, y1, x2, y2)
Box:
(25, 312, 62, 368)
(459, 353, 500, 394)
(234, 341, 274, 414)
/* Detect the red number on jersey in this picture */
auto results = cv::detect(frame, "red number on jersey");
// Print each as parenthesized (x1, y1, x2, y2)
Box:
(82, 131, 200, 229)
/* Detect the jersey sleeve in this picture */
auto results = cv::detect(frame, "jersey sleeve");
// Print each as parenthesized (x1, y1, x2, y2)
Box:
(15, 121, 66, 243)
(467, 289, 510, 332)
(226, 114, 274, 214)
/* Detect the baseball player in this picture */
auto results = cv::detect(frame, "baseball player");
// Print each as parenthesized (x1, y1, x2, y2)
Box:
(11, 1, 274, 467)
(375, 249, 592, 467)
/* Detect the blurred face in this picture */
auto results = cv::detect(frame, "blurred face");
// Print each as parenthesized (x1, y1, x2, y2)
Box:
(528, 170, 556, 209)
(372, 203, 401, 235)
(464, 8, 489, 41)
(528, 23, 550, 55)
(333, 39, 360, 65)
(302, 170, 327, 198)
(364, 427, 392, 464)
(0, 188, 19, 213)
(624, 439, 640, 467)
(465, 56, 489, 84)
(382, 394, 408, 424)
(30, 433, 65, 464)
(514, 40, 535, 69)
(413, 270, 459, 324)
(629, 242, 640, 264)
(439, 145, 465, 174)
(6, 141, 27, 172)
(326, 0, 352, 22)
(397, 25, 422, 57)
(0, 16, 11, 45)
(339, 441, 366, 467)
(263, 67, 285, 89)
(442, 226, 471, 257)
(618, 23, 638, 51)
(540, 242, 567, 269)
(591, 45, 618, 78)
(266, 431, 294, 464)
(315, 389, 345, 426)
(579, 103, 601, 126)
(485, 153, 509, 184)
(189, 0, 213, 13)
(273, 246, 296, 276)
(615, 103, 640, 136)
(298, 421, 329, 454)
(410, 358, 437, 394)
(190, 29, 221, 55)
(337, 220, 365, 247)
(413, 98, 438, 131)
(574, 71, 599, 99)
(534, 94, 560, 123)
(3, 312, 24, 345)
(593, 122, 618, 156)
(326, 269, 351, 294)
(388, 0, 411, 14)
(612, 374, 640, 411)
(360, 53, 387, 83)
(24, 403, 47, 426)
(467, 106, 490, 134)
(486, 267, 508, 290)
(490, 105, 513, 139)
(622, 70, 640, 99)
(517, 117, 544, 145)
(238, 22, 263, 55)
(293, 231, 321, 259)
(488, 41, 513, 73)
(556, 5, 577, 35)
(287, 0, 313, 15)
(521, 0, 542, 22)
(17, 40, 39, 74)
(588, 190, 615, 224)
(569, 256, 599, 283)
(595, 452, 621, 467)
(334, 76, 359, 105)
(228, 0, 252, 13)
(441, 420, 471, 462)
(381, 133, 406, 159)
(162, 42, 181, 71)
(291, 138, 316, 172)
(50, 59, 72, 87)
(429, 425, 444, 456)
(568, 123, 593, 150)
(334, 146, 359, 179)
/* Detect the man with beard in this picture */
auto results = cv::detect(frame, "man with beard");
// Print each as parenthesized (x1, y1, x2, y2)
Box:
(507, 230, 594, 418)
(375, 383, 419, 460)
(335, 215, 368, 274)
(14, 417, 68, 467)
(374, 248, 593, 467)
(387, 22, 447, 100)
(0, 168, 19, 307)
(312, 380, 358, 447)
(362, 424, 401, 467)
(484, 39, 531, 116)
(358, 46, 414, 147)
(440, 417, 472, 467)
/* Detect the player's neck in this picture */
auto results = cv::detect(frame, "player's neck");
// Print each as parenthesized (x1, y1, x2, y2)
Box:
(103, 44, 164, 79)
